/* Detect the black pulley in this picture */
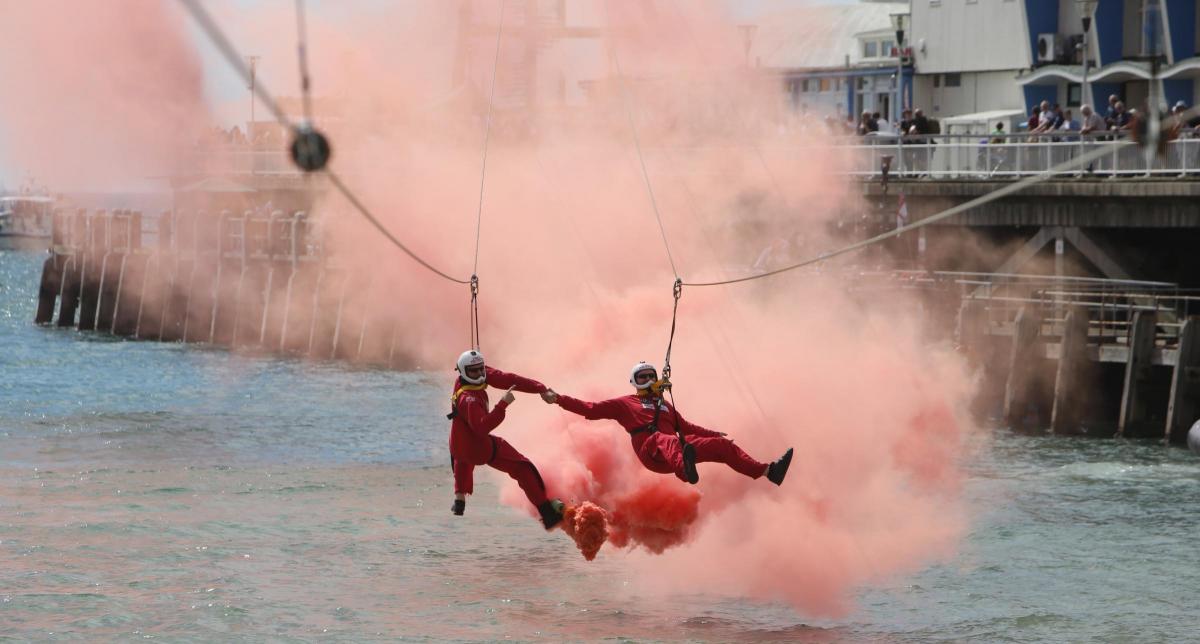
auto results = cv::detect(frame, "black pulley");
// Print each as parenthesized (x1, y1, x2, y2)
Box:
(290, 125, 331, 172)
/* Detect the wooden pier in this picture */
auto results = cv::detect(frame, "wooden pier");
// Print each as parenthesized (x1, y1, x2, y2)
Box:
(946, 272, 1200, 445)
(34, 208, 409, 368)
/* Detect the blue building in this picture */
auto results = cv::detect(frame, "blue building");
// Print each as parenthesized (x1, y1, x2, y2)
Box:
(1016, 0, 1198, 115)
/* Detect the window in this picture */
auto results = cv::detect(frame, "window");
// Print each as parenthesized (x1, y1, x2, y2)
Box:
(933, 74, 941, 88)
(944, 73, 962, 87)
(801, 79, 810, 92)
(881, 40, 895, 57)
(819, 78, 831, 92)
(1066, 83, 1082, 107)
(864, 41, 878, 58)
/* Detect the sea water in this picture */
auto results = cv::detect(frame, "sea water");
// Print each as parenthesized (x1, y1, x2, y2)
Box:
(3, 248, 1199, 642)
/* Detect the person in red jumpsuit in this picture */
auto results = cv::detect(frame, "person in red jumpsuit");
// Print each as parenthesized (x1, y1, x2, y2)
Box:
(449, 349, 564, 529)
(540, 361, 793, 486)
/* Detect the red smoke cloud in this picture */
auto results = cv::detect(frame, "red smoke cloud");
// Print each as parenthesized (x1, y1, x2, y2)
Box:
(0, 0, 979, 617)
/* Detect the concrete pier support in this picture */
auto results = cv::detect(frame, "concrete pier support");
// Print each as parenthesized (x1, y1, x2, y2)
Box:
(1165, 318, 1200, 444)
(1004, 306, 1044, 430)
(1051, 307, 1091, 434)
(1118, 311, 1159, 437)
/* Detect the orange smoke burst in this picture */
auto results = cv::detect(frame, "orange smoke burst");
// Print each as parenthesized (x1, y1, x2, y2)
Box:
(561, 501, 610, 561)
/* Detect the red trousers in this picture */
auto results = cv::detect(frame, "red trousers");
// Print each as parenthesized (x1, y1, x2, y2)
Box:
(452, 436, 548, 508)
(637, 432, 766, 482)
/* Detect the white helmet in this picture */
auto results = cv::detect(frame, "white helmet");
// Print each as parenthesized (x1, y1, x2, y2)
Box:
(456, 350, 487, 385)
(629, 361, 658, 390)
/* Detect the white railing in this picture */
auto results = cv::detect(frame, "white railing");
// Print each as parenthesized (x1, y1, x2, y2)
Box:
(840, 130, 1200, 179)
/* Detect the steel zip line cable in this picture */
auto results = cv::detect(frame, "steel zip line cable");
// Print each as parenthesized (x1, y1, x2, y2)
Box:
(178, 0, 471, 285)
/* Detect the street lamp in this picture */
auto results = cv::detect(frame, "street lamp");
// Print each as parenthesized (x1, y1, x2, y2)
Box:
(1076, 1, 1096, 108)
(890, 12, 909, 125)
(738, 24, 757, 67)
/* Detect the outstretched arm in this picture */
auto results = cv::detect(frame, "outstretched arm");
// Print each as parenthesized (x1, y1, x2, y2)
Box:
(486, 366, 547, 395)
(550, 392, 625, 422)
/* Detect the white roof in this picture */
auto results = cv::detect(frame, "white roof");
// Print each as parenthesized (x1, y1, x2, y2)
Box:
(750, 2, 908, 71)
(940, 109, 1026, 124)
(0, 195, 54, 203)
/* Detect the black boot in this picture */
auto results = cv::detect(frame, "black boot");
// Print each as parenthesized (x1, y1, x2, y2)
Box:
(681, 441, 699, 484)
(766, 448, 794, 486)
(538, 499, 565, 530)
(451, 498, 465, 516)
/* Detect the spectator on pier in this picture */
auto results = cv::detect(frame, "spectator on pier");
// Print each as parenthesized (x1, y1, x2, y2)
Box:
(857, 110, 879, 136)
(1080, 104, 1106, 135)
(1110, 101, 1132, 130)
(1060, 109, 1079, 132)
(1034, 101, 1056, 133)
(874, 111, 894, 135)
(1027, 106, 1040, 132)
(912, 108, 931, 134)
(898, 109, 914, 139)
(990, 122, 1006, 144)
(1105, 94, 1121, 127)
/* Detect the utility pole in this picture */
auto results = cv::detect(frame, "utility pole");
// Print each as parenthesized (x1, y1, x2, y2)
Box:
(246, 55, 260, 140)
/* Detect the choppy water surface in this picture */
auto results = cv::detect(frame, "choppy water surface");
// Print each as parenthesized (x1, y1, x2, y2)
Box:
(3, 248, 1200, 641)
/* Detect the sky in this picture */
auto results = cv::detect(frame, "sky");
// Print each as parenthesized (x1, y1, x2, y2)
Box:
(0, 0, 859, 190)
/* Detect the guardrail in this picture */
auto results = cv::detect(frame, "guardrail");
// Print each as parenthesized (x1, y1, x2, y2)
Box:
(838, 130, 1200, 179)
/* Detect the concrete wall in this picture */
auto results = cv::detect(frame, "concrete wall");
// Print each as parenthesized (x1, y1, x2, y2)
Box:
(916, 70, 1027, 118)
(911, 0, 1031, 74)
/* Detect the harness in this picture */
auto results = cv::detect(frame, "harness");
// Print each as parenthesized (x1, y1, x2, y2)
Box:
(446, 381, 488, 419)
(630, 392, 669, 436)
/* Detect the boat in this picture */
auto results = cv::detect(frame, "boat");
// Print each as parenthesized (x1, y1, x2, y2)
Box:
(0, 195, 56, 249)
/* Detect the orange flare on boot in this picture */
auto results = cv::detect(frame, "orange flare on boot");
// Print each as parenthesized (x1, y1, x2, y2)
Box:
(561, 502, 610, 561)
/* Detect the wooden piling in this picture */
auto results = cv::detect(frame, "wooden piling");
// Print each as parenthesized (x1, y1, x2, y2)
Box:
(1004, 306, 1043, 430)
(1118, 310, 1158, 437)
(1051, 307, 1091, 434)
(35, 255, 63, 325)
(112, 254, 147, 337)
(57, 255, 81, 328)
(135, 253, 166, 340)
(1165, 317, 1200, 444)
(77, 211, 106, 331)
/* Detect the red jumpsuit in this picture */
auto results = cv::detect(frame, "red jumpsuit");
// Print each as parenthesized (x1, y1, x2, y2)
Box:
(449, 366, 549, 508)
(555, 393, 766, 482)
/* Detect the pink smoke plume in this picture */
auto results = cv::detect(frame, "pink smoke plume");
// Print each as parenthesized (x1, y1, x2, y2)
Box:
(0, 1, 210, 191)
(0, 0, 979, 618)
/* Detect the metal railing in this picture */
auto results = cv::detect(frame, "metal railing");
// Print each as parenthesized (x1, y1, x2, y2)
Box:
(945, 271, 1198, 348)
(840, 130, 1200, 179)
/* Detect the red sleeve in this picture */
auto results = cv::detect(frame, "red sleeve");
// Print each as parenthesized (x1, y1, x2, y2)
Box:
(485, 366, 546, 394)
(556, 394, 626, 422)
(668, 406, 724, 438)
(459, 393, 509, 437)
